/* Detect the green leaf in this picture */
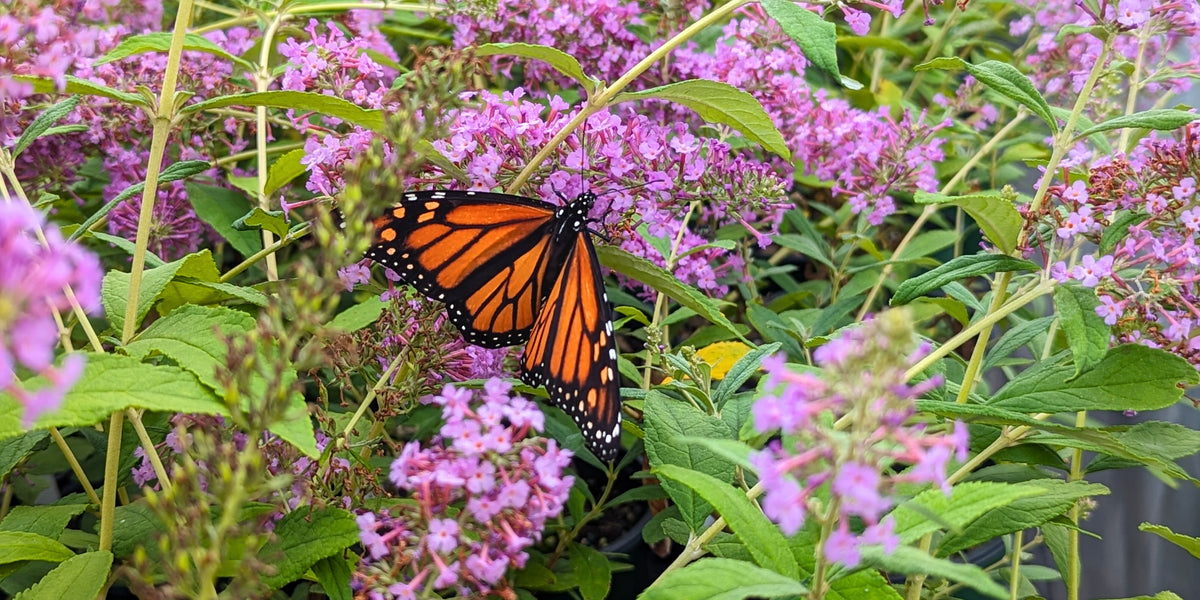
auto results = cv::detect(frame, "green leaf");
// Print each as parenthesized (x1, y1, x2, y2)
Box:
(915, 57, 1056, 134)
(96, 32, 253, 71)
(0, 532, 74, 565)
(612, 80, 791, 161)
(860, 546, 1007, 599)
(124, 304, 255, 391)
(11, 551, 111, 600)
(11, 96, 80, 158)
(233, 207, 290, 239)
(312, 555, 353, 600)
(829, 570, 904, 600)
(712, 342, 780, 408)
(0, 432, 48, 480)
(990, 344, 1197, 413)
(0, 505, 88, 540)
(1138, 523, 1200, 560)
(569, 542, 611, 600)
(1053, 284, 1108, 376)
(760, 0, 840, 84)
(264, 148, 308, 197)
(983, 316, 1055, 371)
(654, 464, 798, 577)
(186, 183, 262, 259)
(183, 91, 385, 132)
(1099, 211, 1150, 255)
(913, 191, 1022, 254)
(69, 159, 212, 242)
(0, 354, 224, 441)
(1075, 109, 1200, 140)
(475, 43, 596, 89)
(106, 502, 163, 559)
(1087, 421, 1200, 473)
(644, 395, 736, 531)
(938, 480, 1108, 556)
(891, 254, 1039, 305)
(101, 250, 218, 332)
(1096, 593, 1183, 600)
(597, 245, 746, 342)
(260, 508, 360, 589)
(836, 35, 918, 58)
(15, 75, 143, 105)
(638, 558, 806, 600)
(328, 296, 385, 332)
(890, 481, 1043, 545)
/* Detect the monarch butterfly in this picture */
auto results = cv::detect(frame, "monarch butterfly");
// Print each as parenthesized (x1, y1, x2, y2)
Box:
(366, 189, 622, 460)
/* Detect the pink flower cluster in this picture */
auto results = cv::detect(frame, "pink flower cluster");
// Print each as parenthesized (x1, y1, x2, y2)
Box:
(1, 201, 101, 426)
(354, 380, 573, 599)
(750, 311, 967, 567)
(1038, 124, 1200, 366)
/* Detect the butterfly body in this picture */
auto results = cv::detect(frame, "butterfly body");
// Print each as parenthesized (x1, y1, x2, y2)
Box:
(367, 189, 622, 460)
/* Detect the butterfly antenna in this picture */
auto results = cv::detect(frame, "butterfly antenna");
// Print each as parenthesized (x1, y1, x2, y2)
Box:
(596, 179, 664, 197)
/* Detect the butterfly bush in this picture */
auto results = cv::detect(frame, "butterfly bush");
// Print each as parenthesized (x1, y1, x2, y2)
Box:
(0, 201, 101, 426)
(672, 11, 947, 224)
(750, 309, 968, 568)
(355, 380, 573, 600)
(1031, 124, 1200, 367)
(1013, 0, 1200, 112)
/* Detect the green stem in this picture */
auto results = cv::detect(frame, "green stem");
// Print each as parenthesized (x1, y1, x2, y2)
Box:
(955, 271, 1013, 404)
(103, 0, 195, 555)
(507, 0, 751, 193)
(907, 278, 1055, 379)
(254, 11, 286, 282)
(219, 222, 310, 283)
(49, 428, 101, 506)
(810, 498, 841, 600)
(341, 346, 409, 439)
(1117, 30, 1147, 152)
(1066, 409, 1087, 600)
(902, 9, 961, 103)
(641, 201, 699, 389)
(1009, 529, 1024, 600)
(657, 482, 765, 578)
(903, 534, 936, 600)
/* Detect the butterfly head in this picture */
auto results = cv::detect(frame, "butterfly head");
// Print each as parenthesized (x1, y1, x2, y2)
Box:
(553, 191, 598, 235)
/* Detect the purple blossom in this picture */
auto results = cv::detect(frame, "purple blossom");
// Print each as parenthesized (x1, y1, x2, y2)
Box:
(354, 381, 573, 599)
(1, 202, 100, 426)
(1071, 254, 1114, 287)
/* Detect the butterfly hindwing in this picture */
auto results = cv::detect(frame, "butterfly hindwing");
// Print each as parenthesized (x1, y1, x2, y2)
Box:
(520, 233, 622, 460)
(367, 190, 571, 348)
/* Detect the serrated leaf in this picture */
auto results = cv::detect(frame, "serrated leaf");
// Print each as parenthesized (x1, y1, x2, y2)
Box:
(569, 542, 611, 600)
(915, 57, 1056, 134)
(654, 464, 798, 577)
(106, 502, 163, 559)
(638, 558, 806, 600)
(612, 80, 790, 161)
(264, 148, 308, 197)
(1075, 109, 1200, 140)
(1087, 421, 1200, 473)
(0, 432, 48, 480)
(11, 96, 80, 158)
(861, 546, 1007, 599)
(124, 304, 255, 391)
(760, 0, 840, 84)
(644, 394, 737, 531)
(101, 250, 219, 332)
(183, 91, 385, 132)
(95, 32, 254, 71)
(990, 344, 1197, 413)
(891, 254, 1038, 305)
(11, 550, 111, 600)
(0, 505, 88, 539)
(712, 342, 780, 408)
(186, 183, 262, 259)
(938, 480, 1108, 556)
(0, 354, 225, 440)
(891, 481, 1044, 544)
(597, 244, 746, 342)
(69, 160, 212, 242)
(914, 190, 1022, 254)
(0, 532, 74, 565)
(476, 43, 596, 89)
(260, 508, 360, 589)
(1053, 284, 1108, 376)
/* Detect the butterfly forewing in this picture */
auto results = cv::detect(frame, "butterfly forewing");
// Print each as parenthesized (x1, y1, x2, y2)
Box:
(520, 233, 622, 460)
(367, 191, 571, 348)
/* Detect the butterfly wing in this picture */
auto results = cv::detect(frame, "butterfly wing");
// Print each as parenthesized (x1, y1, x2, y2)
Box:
(368, 190, 571, 348)
(521, 232, 622, 460)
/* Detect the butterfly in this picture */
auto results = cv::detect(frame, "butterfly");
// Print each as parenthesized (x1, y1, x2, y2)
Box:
(366, 189, 622, 460)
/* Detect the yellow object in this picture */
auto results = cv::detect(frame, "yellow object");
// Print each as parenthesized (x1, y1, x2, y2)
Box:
(694, 341, 753, 380)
